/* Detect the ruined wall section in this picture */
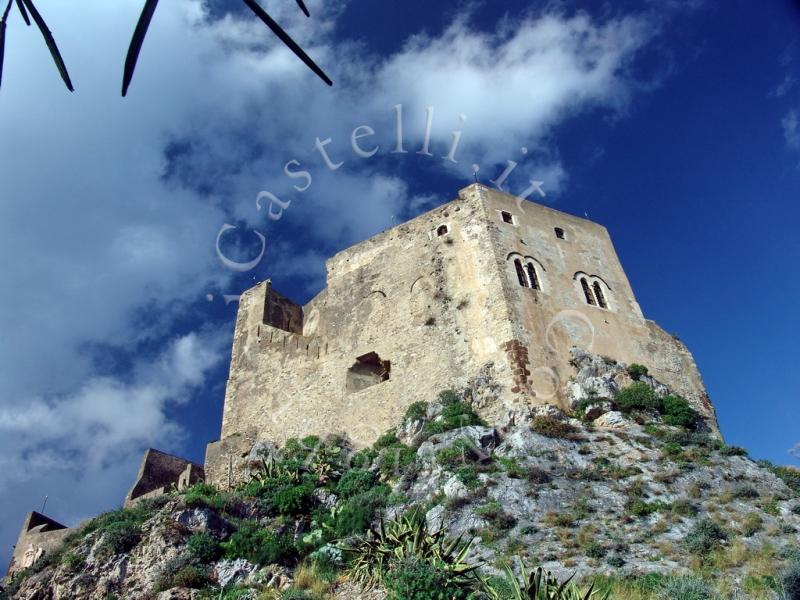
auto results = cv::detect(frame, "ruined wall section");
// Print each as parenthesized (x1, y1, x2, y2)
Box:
(7, 513, 72, 578)
(209, 190, 520, 485)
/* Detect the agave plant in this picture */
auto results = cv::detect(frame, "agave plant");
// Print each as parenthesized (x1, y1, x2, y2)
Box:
(342, 510, 481, 589)
(122, 0, 332, 96)
(481, 557, 610, 600)
(0, 0, 73, 91)
(251, 453, 304, 484)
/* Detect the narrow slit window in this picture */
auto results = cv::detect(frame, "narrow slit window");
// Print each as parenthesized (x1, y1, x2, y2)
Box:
(526, 262, 540, 290)
(581, 278, 596, 305)
(514, 259, 528, 287)
(593, 282, 608, 309)
(501, 211, 514, 224)
(554, 227, 565, 240)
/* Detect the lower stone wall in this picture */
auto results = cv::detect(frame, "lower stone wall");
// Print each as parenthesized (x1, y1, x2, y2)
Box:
(6, 513, 72, 578)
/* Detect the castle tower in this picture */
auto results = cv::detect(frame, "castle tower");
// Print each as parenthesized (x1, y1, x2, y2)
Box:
(205, 184, 717, 486)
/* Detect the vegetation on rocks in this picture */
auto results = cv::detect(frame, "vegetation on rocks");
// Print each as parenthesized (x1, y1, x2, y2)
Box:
(4, 368, 800, 600)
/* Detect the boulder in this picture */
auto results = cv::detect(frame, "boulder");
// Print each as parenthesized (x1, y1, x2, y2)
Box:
(174, 508, 233, 538)
(215, 558, 257, 588)
(416, 426, 498, 462)
(593, 411, 630, 430)
(443, 475, 469, 500)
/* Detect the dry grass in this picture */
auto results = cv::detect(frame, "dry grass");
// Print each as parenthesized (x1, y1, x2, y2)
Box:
(293, 562, 335, 598)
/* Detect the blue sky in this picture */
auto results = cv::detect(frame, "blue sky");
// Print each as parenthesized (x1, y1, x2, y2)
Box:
(1, 0, 799, 571)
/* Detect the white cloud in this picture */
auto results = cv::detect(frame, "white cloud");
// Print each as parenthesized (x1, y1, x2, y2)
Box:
(0, 0, 670, 570)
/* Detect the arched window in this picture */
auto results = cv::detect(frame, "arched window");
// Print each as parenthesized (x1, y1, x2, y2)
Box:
(514, 259, 528, 287)
(526, 262, 540, 291)
(593, 282, 608, 309)
(436, 224, 448, 236)
(581, 278, 596, 305)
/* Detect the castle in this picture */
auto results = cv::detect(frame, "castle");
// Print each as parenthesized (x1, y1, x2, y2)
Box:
(203, 183, 717, 487)
(5, 183, 718, 577)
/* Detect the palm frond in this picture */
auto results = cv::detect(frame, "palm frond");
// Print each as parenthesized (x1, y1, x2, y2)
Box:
(241, 0, 332, 86)
(19, 0, 73, 91)
(14, 0, 29, 26)
(0, 20, 6, 90)
(122, 0, 159, 97)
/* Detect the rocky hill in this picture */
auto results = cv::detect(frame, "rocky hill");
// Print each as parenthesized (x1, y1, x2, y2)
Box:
(3, 350, 799, 600)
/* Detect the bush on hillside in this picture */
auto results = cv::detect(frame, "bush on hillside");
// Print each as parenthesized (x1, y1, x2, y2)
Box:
(683, 519, 727, 554)
(615, 383, 660, 413)
(222, 522, 295, 565)
(627, 363, 649, 380)
(657, 576, 713, 600)
(531, 415, 578, 438)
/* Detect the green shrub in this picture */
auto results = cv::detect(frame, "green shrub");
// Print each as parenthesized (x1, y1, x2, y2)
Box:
(349, 448, 378, 469)
(384, 557, 471, 600)
(454, 466, 482, 490)
(781, 559, 800, 600)
(376, 443, 416, 479)
(336, 469, 377, 498)
(683, 519, 727, 554)
(732, 483, 759, 499)
(251, 474, 316, 516)
(183, 483, 225, 511)
(497, 457, 526, 479)
(424, 393, 485, 434)
(615, 382, 660, 413)
(671, 499, 699, 517)
(662, 442, 685, 459)
(770, 465, 800, 495)
(657, 576, 713, 600)
(607, 555, 625, 568)
(222, 521, 295, 565)
(171, 564, 211, 589)
(187, 533, 222, 563)
(475, 501, 516, 530)
(531, 415, 578, 439)
(405, 401, 429, 422)
(721, 445, 748, 457)
(96, 520, 141, 560)
(627, 499, 669, 518)
(584, 541, 606, 559)
(627, 364, 649, 380)
(438, 389, 460, 406)
(526, 467, 552, 484)
(61, 552, 85, 573)
(332, 485, 390, 537)
(374, 432, 400, 450)
(660, 395, 699, 430)
(740, 512, 763, 537)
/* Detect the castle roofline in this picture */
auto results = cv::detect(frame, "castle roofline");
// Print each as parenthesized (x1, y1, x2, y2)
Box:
(325, 183, 607, 270)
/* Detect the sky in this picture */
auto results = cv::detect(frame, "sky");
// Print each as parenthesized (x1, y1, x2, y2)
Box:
(0, 0, 799, 572)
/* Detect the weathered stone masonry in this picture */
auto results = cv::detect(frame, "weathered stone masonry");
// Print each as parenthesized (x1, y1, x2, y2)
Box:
(205, 184, 718, 486)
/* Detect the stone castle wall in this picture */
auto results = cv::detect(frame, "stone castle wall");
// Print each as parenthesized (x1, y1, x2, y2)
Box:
(7, 513, 72, 578)
(206, 185, 717, 486)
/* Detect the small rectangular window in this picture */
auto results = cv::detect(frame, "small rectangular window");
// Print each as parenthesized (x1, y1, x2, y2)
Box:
(554, 227, 565, 239)
(501, 211, 514, 224)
